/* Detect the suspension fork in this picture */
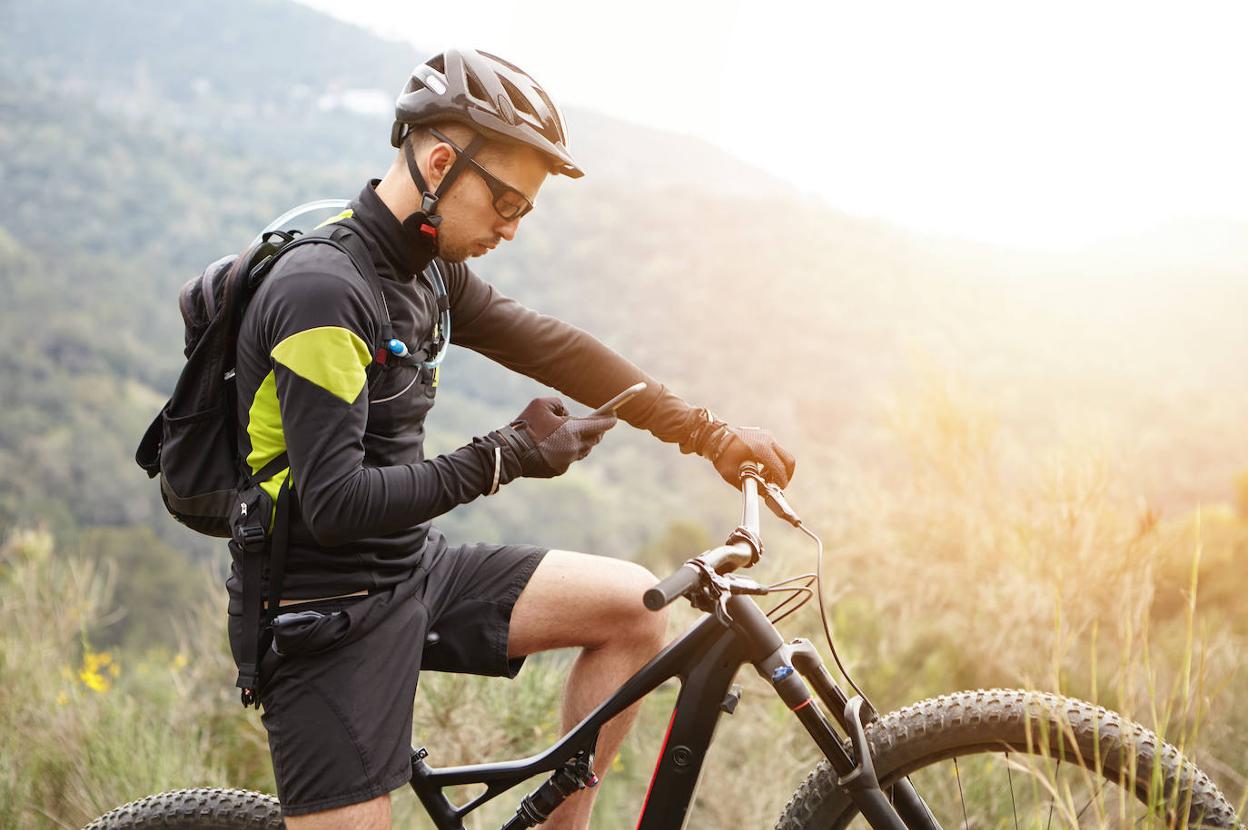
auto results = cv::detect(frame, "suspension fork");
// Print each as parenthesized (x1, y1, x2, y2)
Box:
(725, 594, 914, 830)
(784, 641, 942, 830)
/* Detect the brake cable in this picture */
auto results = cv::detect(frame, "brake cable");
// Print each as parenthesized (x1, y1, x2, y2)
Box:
(793, 519, 873, 709)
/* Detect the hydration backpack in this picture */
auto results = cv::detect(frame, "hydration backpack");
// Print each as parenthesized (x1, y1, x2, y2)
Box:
(135, 201, 448, 706)
(136, 221, 386, 538)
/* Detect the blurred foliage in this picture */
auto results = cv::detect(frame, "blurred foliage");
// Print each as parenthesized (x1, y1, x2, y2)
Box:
(0, 0, 1245, 825)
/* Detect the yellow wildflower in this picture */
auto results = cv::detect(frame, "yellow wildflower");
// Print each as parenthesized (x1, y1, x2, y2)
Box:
(171, 653, 189, 671)
(78, 649, 115, 693)
(79, 667, 109, 693)
(55, 691, 69, 706)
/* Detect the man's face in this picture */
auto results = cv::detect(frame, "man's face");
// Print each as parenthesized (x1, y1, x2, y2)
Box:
(432, 142, 550, 263)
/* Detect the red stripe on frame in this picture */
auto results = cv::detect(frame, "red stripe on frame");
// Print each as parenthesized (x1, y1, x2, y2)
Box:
(636, 707, 679, 829)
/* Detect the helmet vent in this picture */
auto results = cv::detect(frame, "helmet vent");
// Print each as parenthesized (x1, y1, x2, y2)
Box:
(480, 50, 524, 75)
(533, 86, 565, 144)
(499, 76, 539, 121)
(427, 53, 446, 74)
(465, 71, 489, 103)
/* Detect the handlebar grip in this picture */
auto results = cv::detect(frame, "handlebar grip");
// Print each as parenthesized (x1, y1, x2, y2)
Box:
(643, 564, 702, 611)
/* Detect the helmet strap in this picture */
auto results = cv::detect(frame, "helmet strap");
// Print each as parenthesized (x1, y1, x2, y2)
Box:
(400, 130, 488, 255)
(403, 132, 442, 226)
(434, 133, 487, 201)
(402, 131, 487, 225)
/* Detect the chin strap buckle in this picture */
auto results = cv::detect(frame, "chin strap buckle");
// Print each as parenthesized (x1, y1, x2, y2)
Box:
(415, 195, 440, 242)
(420, 191, 439, 215)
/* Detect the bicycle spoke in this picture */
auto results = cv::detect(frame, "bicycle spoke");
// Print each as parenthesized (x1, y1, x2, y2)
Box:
(953, 757, 969, 830)
(1006, 751, 1020, 830)
(1074, 774, 1109, 824)
(1046, 758, 1061, 830)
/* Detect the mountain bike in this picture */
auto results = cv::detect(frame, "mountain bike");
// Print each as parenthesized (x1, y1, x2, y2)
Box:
(87, 464, 1243, 829)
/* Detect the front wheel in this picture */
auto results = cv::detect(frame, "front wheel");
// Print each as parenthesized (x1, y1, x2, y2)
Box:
(776, 689, 1242, 830)
(84, 787, 282, 829)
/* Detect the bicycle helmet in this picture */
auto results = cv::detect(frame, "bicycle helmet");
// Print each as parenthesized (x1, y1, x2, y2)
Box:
(391, 48, 583, 179)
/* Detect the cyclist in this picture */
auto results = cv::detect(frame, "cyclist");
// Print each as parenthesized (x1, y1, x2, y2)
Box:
(229, 48, 796, 829)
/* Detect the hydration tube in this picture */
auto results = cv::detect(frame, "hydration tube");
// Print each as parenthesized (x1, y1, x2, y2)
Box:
(251, 198, 453, 369)
(423, 260, 451, 369)
(249, 199, 352, 247)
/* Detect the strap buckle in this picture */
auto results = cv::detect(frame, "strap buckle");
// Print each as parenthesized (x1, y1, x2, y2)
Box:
(236, 665, 260, 708)
(233, 521, 267, 554)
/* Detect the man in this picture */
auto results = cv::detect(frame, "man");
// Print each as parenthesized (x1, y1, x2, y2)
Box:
(228, 48, 796, 829)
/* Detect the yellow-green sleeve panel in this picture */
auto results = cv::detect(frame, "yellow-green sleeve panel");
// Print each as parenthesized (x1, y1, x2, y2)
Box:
(271, 325, 372, 405)
(234, 242, 530, 555)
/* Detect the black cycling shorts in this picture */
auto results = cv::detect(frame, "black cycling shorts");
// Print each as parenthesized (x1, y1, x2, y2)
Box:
(227, 541, 548, 817)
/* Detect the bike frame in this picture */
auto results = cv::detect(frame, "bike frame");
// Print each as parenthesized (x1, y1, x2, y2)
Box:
(407, 589, 932, 830)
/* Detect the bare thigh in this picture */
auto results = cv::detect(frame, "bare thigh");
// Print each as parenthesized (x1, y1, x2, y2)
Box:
(508, 550, 665, 655)
(283, 793, 390, 829)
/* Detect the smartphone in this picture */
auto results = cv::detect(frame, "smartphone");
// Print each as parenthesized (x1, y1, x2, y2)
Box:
(591, 382, 647, 416)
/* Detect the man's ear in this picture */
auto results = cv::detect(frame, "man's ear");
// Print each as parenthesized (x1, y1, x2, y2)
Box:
(425, 141, 456, 191)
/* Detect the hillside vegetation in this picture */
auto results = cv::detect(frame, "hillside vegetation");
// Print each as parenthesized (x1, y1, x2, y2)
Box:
(0, 0, 1245, 826)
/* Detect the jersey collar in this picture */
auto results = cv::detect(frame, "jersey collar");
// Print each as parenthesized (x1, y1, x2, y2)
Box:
(350, 179, 437, 281)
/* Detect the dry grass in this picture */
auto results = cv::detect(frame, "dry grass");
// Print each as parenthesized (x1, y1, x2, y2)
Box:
(2, 371, 1243, 828)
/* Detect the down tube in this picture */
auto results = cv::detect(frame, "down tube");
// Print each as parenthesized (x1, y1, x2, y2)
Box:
(635, 626, 750, 830)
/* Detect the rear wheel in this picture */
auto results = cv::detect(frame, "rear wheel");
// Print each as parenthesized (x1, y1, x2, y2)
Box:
(83, 787, 282, 829)
(776, 689, 1242, 830)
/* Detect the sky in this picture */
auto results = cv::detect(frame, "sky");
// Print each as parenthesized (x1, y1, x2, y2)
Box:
(296, 0, 1248, 249)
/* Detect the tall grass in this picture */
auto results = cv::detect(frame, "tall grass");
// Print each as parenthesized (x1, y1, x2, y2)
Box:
(0, 528, 272, 828)
(2, 372, 1244, 827)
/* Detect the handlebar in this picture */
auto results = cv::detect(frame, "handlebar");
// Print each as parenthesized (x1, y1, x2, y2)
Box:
(643, 464, 764, 611)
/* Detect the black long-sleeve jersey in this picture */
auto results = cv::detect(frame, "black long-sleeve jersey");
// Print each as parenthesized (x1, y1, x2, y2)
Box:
(226, 181, 703, 610)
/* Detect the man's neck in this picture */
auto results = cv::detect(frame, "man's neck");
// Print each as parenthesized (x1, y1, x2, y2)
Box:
(375, 171, 418, 225)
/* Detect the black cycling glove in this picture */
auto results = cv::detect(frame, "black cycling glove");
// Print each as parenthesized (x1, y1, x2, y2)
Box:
(682, 411, 796, 489)
(508, 397, 617, 478)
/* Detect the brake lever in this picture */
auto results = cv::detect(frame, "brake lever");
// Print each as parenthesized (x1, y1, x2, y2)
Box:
(686, 558, 739, 624)
(763, 482, 803, 528)
(738, 463, 803, 528)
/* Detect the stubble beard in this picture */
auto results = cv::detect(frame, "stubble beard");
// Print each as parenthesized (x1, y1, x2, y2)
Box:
(435, 237, 471, 263)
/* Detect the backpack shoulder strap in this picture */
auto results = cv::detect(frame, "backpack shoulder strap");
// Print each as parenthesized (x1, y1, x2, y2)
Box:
(321, 224, 389, 328)
(318, 226, 398, 389)
(261, 228, 387, 325)
(262, 226, 397, 388)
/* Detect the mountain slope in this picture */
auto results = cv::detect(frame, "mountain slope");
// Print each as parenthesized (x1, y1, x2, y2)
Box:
(1, 0, 1245, 556)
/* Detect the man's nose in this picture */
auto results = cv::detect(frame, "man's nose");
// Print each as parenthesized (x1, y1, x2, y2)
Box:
(495, 216, 521, 241)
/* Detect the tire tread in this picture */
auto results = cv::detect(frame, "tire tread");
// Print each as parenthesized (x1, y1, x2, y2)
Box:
(84, 787, 282, 829)
(774, 688, 1241, 830)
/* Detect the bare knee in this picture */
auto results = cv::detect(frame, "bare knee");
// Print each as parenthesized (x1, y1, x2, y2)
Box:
(618, 561, 668, 650)
(284, 793, 390, 829)
(509, 551, 668, 655)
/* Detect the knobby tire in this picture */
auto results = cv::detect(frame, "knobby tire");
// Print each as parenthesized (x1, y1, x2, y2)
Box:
(83, 787, 282, 829)
(775, 688, 1242, 830)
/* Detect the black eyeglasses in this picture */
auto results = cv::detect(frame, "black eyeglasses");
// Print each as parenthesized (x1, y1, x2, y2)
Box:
(429, 128, 535, 221)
